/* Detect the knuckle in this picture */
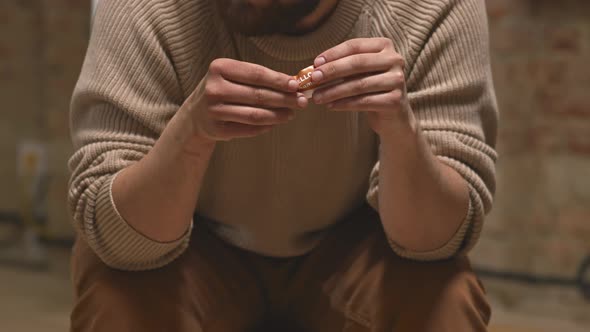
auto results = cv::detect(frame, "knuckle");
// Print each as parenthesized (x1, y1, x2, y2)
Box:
(381, 38, 394, 48)
(209, 59, 226, 74)
(390, 89, 403, 102)
(204, 83, 222, 100)
(350, 55, 365, 70)
(210, 105, 229, 121)
(352, 44, 363, 55)
(247, 110, 265, 123)
(253, 88, 265, 104)
(395, 55, 406, 68)
(355, 77, 369, 93)
(340, 41, 352, 56)
(384, 52, 398, 66)
(392, 70, 405, 84)
(208, 104, 222, 117)
(249, 66, 266, 82)
(326, 63, 337, 76)
(359, 96, 371, 106)
(347, 40, 362, 54)
(344, 40, 354, 52)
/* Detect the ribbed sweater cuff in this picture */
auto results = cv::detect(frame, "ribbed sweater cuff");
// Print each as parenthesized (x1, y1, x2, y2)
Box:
(91, 172, 192, 271)
(385, 186, 476, 261)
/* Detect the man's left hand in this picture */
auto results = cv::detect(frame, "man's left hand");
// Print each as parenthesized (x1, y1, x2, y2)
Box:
(311, 38, 412, 135)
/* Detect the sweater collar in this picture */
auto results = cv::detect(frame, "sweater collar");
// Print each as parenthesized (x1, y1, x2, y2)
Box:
(237, 0, 367, 62)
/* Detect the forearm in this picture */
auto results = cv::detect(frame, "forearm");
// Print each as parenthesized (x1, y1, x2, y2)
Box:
(112, 106, 216, 242)
(377, 117, 469, 253)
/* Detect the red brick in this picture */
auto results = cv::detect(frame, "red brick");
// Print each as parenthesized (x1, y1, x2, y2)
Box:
(530, 55, 590, 86)
(527, 57, 574, 86)
(532, 0, 590, 19)
(568, 135, 590, 155)
(570, 57, 590, 85)
(525, 126, 565, 154)
(496, 131, 532, 155)
(559, 208, 590, 236)
(489, 21, 538, 54)
(544, 24, 583, 54)
(535, 85, 590, 118)
(486, 0, 530, 22)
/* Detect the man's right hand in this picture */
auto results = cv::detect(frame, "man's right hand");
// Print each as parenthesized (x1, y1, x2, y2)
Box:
(184, 58, 308, 142)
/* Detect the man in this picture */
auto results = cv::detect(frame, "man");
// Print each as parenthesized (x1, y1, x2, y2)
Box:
(68, 0, 497, 331)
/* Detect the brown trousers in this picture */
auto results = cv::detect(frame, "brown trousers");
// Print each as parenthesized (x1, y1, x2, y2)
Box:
(70, 203, 491, 332)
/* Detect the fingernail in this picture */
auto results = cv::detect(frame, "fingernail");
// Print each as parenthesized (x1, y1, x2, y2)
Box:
(314, 56, 326, 67)
(288, 79, 299, 91)
(297, 96, 308, 108)
(327, 103, 334, 109)
(312, 70, 324, 83)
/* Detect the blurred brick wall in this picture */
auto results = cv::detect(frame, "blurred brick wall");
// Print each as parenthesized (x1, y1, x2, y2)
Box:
(0, 0, 90, 238)
(473, 0, 590, 278)
(471, 0, 590, 318)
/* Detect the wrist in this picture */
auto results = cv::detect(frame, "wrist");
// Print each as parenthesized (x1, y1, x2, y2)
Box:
(181, 129, 217, 163)
(377, 112, 435, 169)
(175, 105, 217, 155)
(378, 116, 419, 147)
(182, 133, 217, 158)
(155, 106, 216, 163)
(374, 102, 417, 137)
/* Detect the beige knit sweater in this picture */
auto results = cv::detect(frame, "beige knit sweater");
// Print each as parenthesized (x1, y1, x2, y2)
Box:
(69, 0, 498, 270)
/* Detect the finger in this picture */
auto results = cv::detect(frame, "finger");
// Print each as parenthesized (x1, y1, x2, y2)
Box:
(223, 82, 307, 109)
(311, 52, 403, 85)
(211, 105, 295, 126)
(313, 38, 393, 67)
(214, 121, 274, 140)
(210, 58, 299, 93)
(206, 79, 306, 109)
(328, 89, 404, 112)
(312, 70, 404, 105)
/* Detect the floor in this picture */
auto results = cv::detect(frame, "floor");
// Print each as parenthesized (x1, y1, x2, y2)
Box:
(0, 248, 72, 331)
(0, 248, 588, 332)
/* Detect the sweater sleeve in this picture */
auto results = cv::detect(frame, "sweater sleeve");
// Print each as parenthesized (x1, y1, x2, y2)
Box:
(366, 0, 498, 260)
(68, 0, 191, 271)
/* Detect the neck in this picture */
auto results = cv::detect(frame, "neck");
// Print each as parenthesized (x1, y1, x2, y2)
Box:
(294, 0, 340, 34)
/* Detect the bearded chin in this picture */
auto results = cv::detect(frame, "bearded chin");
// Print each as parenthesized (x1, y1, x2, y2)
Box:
(216, 0, 321, 36)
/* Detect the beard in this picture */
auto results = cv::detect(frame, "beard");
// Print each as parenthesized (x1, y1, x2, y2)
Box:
(215, 0, 322, 36)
